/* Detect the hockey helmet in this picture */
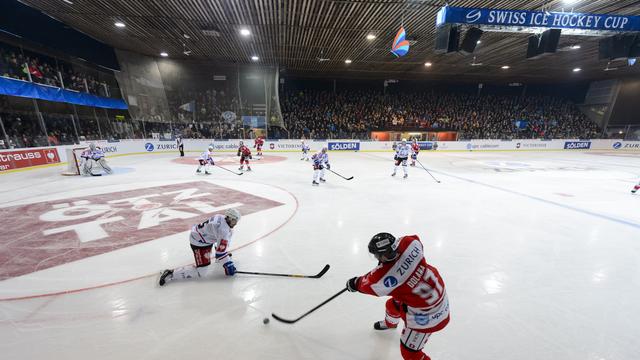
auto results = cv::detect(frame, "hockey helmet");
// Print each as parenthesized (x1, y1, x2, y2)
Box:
(321, 146, 328, 153)
(401, 139, 407, 145)
(224, 208, 241, 227)
(368, 233, 398, 263)
(208, 145, 214, 151)
(89, 142, 97, 151)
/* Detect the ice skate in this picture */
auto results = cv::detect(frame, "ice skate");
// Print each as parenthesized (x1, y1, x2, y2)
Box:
(319, 178, 326, 182)
(312, 181, 319, 186)
(373, 321, 397, 330)
(404, 174, 408, 179)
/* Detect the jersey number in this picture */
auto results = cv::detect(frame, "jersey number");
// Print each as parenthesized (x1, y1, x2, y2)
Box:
(411, 269, 444, 306)
(197, 220, 209, 229)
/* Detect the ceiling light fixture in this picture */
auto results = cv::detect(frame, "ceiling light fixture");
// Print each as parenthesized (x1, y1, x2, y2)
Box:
(477, 40, 482, 44)
(424, 62, 432, 67)
(366, 34, 376, 40)
(240, 28, 251, 36)
(501, 65, 510, 69)
(160, 52, 168, 57)
(251, 56, 259, 61)
(573, 67, 582, 72)
(114, 22, 125, 28)
(345, 59, 352, 64)
(63, 0, 74, 4)
(571, 45, 581, 49)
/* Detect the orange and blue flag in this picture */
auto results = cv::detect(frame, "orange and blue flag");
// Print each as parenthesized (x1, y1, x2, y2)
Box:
(391, 27, 410, 57)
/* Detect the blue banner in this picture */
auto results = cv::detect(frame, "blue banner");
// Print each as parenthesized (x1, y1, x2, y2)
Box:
(564, 141, 591, 150)
(436, 6, 640, 32)
(328, 142, 360, 151)
(0, 76, 128, 110)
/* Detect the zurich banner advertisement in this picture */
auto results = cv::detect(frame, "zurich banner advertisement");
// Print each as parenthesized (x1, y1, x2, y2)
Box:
(564, 141, 591, 150)
(436, 6, 640, 32)
(328, 142, 360, 151)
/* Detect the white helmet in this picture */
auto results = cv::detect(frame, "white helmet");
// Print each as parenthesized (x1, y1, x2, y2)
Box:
(225, 208, 241, 222)
(89, 143, 96, 151)
(321, 146, 328, 153)
(208, 145, 214, 151)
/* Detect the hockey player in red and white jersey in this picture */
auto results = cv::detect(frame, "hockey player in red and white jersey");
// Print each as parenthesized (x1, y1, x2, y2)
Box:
(346, 233, 450, 360)
(410, 139, 420, 167)
(196, 146, 215, 175)
(237, 141, 252, 171)
(632, 180, 640, 194)
(254, 136, 264, 157)
(159, 208, 241, 286)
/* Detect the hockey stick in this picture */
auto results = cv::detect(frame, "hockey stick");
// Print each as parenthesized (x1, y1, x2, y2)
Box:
(237, 264, 330, 279)
(327, 168, 354, 181)
(215, 165, 243, 176)
(272, 287, 348, 324)
(416, 159, 441, 183)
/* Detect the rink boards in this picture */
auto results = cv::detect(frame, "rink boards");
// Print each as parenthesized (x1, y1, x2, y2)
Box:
(1, 138, 639, 173)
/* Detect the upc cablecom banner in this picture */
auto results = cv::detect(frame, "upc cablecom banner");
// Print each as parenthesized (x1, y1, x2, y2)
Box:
(0, 148, 60, 171)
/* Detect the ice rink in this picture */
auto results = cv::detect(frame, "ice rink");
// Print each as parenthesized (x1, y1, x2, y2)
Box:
(0, 149, 639, 360)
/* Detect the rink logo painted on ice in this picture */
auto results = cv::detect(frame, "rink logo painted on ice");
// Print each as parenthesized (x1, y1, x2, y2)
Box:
(383, 276, 399, 288)
(0, 148, 60, 171)
(0, 182, 284, 280)
(564, 141, 591, 150)
(328, 142, 360, 151)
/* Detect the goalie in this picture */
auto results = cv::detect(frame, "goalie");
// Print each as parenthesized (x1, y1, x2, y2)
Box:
(80, 143, 112, 176)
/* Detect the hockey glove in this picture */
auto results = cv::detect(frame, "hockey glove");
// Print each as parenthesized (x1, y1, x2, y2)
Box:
(394, 155, 399, 161)
(346, 277, 359, 292)
(249, 155, 252, 159)
(223, 260, 236, 276)
(325, 163, 330, 170)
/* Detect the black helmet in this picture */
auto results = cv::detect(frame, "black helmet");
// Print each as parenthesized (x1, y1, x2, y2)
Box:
(368, 233, 398, 262)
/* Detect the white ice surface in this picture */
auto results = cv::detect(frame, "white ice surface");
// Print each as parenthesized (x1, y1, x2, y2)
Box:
(0, 150, 639, 360)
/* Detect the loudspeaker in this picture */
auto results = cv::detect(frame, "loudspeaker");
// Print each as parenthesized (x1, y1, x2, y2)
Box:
(526, 29, 561, 59)
(527, 35, 543, 59)
(435, 25, 459, 54)
(600, 34, 638, 60)
(541, 29, 561, 53)
(459, 28, 483, 55)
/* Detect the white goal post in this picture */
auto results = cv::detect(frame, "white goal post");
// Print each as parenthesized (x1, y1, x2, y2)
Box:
(61, 147, 87, 176)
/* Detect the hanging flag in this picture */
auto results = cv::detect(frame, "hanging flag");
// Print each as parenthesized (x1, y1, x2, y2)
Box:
(391, 27, 410, 57)
(179, 101, 195, 112)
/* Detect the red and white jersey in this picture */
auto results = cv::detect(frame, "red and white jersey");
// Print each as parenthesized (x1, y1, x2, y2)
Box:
(411, 143, 420, 154)
(254, 138, 264, 148)
(189, 214, 233, 260)
(238, 145, 252, 156)
(357, 235, 446, 310)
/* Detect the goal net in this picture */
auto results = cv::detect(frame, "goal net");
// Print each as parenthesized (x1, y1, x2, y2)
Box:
(61, 147, 87, 176)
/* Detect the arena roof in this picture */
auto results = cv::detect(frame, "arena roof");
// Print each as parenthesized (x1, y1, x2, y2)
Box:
(19, 0, 640, 82)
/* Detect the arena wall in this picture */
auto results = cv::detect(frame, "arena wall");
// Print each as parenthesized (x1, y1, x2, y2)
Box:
(1, 139, 639, 173)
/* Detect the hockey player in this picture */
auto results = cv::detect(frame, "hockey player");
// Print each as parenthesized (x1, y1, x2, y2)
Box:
(159, 208, 241, 286)
(632, 180, 640, 194)
(91, 145, 112, 174)
(197, 146, 215, 175)
(254, 136, 264, 157)
(393, 139, 411, 178)
(79, 146, 94, 176)
(237, 141, 252, 171)
(177, 136, 184, 157)
(301, 140, 310, 161)
(410, 139, 420, 167)
(346, 233, 450, 360)
(311, 147, 330, 186)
